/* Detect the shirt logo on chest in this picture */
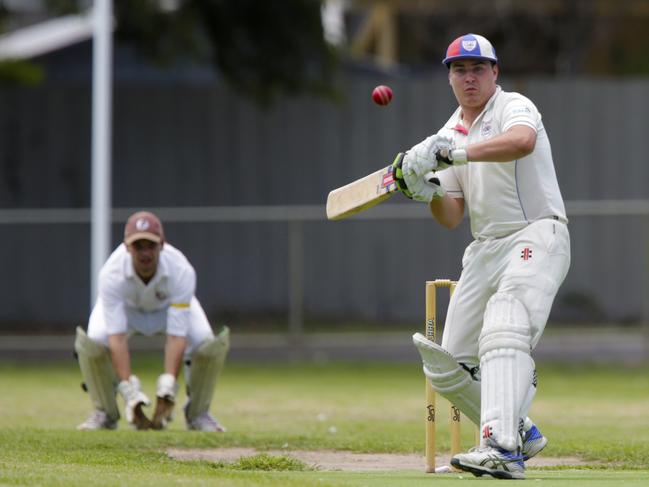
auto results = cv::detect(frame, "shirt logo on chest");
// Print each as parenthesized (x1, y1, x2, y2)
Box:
(521, 247, 533, 261)
(480, 120, 492, 137)
(155, 290, 167, 301)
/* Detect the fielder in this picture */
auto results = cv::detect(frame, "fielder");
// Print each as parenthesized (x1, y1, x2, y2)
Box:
(75, 211, 229, 432)
(400, 34, 571, 479)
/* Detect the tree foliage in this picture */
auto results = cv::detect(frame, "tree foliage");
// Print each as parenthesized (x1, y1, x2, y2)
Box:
(113, 0, 339, 105)
(1, 0, 340, 105)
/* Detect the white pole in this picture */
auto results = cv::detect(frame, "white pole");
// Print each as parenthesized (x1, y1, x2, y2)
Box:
(90, 0, 113, 307)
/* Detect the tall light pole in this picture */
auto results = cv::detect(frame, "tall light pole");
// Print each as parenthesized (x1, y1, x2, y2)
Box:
(90, 0, 113, 306)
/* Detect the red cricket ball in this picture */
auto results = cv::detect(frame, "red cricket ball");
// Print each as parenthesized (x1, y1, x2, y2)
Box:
(372, 85, 393, 106)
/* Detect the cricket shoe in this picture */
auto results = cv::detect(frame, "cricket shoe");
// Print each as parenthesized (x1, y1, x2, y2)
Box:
(186, 411, 227, 432)
(451, 446, 525, 480)
(77, 410, 118, 431)
(522, 424, 548, 460)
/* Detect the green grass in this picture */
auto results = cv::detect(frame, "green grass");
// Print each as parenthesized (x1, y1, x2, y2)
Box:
(0, 357, 648, 486)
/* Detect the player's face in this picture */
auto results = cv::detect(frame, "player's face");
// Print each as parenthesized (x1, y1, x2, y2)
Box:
(448, 60, 498, 110)
(127, 239, 162, 283)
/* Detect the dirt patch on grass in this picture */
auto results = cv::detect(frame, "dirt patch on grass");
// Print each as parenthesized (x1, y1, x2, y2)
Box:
(168, 447, 589, 472)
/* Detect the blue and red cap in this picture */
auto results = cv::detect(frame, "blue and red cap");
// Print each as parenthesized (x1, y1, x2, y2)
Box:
(443, 34, 498, 66)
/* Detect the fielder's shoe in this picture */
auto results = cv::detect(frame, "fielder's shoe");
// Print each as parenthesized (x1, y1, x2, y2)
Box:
(451, 446, 525, 480)
(76, 410, 118, 431)
(521, 424, 548, 460)
(186, 411, 226, 432)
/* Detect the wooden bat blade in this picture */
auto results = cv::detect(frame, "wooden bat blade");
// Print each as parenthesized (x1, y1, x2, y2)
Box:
(326, 164, 400, 220)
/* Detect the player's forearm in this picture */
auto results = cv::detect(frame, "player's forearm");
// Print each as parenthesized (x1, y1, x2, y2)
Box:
(164, 335, 187, 377)
(429, 195, 464, 229)
(466, 125, 536, 162)
(108, 333, 132, 381)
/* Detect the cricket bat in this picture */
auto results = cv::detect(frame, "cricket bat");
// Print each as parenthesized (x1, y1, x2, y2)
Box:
(326, 163, 401, 220)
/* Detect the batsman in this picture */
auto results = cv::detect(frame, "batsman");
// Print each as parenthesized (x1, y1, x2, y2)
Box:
(402, 34, 571, 479)
(75, 211, 229, 432)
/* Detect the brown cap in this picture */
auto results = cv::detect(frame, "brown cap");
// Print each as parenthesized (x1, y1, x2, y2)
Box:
(124, 211, 164, 245)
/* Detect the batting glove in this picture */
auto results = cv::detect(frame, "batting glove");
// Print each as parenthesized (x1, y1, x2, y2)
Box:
(392, 152, 412, 198)
(408, 173, 446, 203)
(402, 135, 442, 177)
(393, 153, 445, 203)
(435, 144, 468, 170)
(403, 135, 468, 175)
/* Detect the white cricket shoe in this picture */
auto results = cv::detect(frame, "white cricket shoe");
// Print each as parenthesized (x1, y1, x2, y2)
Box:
(522, 424, 548, 460)
(451, 446, 525, 480)
(76, 410, 117, 431)
(186, 412, 226, 432)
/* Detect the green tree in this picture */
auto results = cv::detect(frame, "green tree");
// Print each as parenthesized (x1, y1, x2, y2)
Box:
(1, 0, 339, 105)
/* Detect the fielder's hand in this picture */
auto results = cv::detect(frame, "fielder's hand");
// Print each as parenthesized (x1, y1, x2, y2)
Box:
(152, 373, 178, 430)
(117, 375, 152, 430)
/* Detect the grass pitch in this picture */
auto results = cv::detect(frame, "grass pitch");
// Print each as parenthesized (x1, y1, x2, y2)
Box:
(0, 355, 647, 486)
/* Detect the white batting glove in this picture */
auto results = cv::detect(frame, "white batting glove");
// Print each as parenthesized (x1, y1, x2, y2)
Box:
(403, 170, 446, 203)
(436, 145, 468, 170)
(424, 173, 446, 201)
(403, 135, 468, 176)
(156, 373, 178, 402)
(117, 375, 151, 424)
(402, 135, 442, 177)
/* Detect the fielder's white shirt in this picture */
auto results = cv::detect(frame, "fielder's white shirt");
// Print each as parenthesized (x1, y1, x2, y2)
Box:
(97, 243, 195, 336)
(436, 85, 567, 239)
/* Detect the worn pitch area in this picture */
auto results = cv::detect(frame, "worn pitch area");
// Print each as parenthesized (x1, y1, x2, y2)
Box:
(168, 447, 589, 471)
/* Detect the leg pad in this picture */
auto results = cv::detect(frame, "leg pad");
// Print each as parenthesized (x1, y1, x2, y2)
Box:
(184, 327, 230, 420)
(74, 326, 120, 421)
(413, 332, 480, 425)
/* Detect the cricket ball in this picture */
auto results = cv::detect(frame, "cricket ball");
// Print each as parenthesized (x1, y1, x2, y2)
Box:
(372, 85, 393, 106)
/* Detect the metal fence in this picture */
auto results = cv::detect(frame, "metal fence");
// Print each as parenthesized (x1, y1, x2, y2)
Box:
(2, 200, 649, 334)
(2, 64, 649, 346)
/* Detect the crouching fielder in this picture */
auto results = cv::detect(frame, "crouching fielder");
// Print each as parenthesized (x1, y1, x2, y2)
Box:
(404, 34, 571, 479)
(75, 211, 229, 432)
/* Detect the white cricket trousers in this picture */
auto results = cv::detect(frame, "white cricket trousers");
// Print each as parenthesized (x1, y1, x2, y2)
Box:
(441, 218, 570, 366)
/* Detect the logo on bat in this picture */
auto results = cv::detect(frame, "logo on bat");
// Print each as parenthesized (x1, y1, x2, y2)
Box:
(379, 167, 398, 193)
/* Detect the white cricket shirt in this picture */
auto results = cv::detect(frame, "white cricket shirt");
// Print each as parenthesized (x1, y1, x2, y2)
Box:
(436, 85, 567, 239)
(97, 242, 196, 336)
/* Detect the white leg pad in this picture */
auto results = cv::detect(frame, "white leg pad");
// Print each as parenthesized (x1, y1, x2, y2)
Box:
(184, 326, 230, 420)
(74, 326, 120, 421)
(519, 371, 538, 423)
(479, 294, 534, 451)
(413, 332, 480, 426)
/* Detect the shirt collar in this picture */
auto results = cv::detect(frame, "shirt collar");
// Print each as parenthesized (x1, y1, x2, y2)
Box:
(445, 85, 502, 133)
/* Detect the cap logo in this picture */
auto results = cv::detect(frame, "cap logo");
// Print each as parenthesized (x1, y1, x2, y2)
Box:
(462, 40, 477, 51)
(135, 218, 150, 231)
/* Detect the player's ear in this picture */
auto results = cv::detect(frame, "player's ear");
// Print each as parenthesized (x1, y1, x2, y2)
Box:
(492, 63, 499, 79)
